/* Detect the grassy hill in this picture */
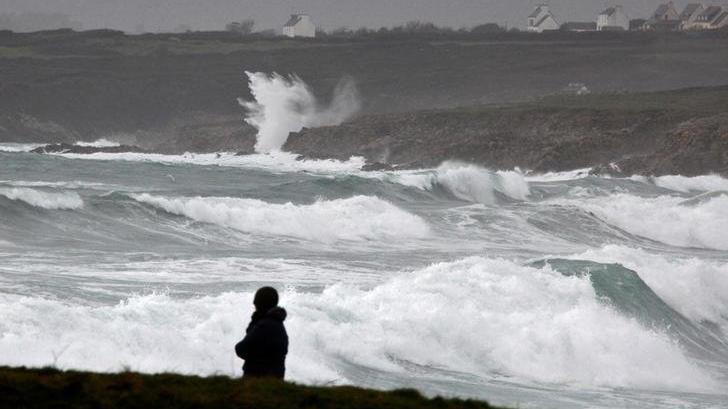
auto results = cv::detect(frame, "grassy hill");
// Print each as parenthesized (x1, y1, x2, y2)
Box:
(0, 366, 501, 409)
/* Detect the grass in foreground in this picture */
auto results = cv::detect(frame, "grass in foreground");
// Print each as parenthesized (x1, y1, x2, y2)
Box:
(0, 366, 501, 409)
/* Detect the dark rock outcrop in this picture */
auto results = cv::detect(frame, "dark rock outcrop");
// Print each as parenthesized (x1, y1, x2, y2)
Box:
(31, 143, 145, 154)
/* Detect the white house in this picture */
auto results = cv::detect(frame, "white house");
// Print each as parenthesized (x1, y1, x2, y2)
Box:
(282, 14, 316, 38)
(643, 1, 681, 30)
(527, 4, 559, 32)
(597, 5, 629, 31)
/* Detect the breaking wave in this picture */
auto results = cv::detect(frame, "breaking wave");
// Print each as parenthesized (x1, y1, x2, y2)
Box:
(564, 193, 728, 251)
(0, 187, 83, 210)
(395, 162, 529, 204)
(569, 245, 728, 330)
(632, 174, 728, 193)
(131, 194, 429, 243)
(239, 71, 360, 153)
(74, 138, 121, 148)
(0, 256, 718, 391)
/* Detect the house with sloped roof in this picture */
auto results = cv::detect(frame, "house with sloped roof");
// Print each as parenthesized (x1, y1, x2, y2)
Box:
(597, 6, 629, 31)
(527, 4, 559, 32)
(679, 3, 705, 29)
(282, 14, 316, 38)
(691, 6, 724, 29)
(643, 1, 681, 30)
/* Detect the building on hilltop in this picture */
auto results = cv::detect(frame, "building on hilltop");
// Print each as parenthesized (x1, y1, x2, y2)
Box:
(597, 6, 629, 31)
(679, 3, 705, 29)
(561, 21, 597, 32)
(643, 1, 681, 30)
(691, 6, 725, 29)
(282, 14, 316, 38)
(527, 4, 559, 32)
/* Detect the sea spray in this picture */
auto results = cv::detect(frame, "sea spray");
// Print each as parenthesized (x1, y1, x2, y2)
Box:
(239, 72, 360, 153)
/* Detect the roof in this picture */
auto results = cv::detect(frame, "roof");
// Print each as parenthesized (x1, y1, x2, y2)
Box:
(653, 4, 669, 18)
(698, 6, 723, 21)
(562, 22, 597, 30)
(680, 3, 703, 20)
(529, 5, 546, 19)
(712, 11, 728, 26)
(283, 14, 306, 27)
(600, 7, 617, 16)
(535, 14, 555, 28)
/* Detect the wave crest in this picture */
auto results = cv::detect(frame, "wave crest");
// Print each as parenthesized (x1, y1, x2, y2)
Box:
(131, 194, 429, 243)
(0, 187, 83, 210)
(566, 193, 728, 251)
(396, 162, 529, 204)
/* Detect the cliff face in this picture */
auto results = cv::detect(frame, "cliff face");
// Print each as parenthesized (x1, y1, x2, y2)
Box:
(284, 87, 728, 176)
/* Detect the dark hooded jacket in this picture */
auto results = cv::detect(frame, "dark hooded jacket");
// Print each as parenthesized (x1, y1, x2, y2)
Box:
(235, 307, 288, 379)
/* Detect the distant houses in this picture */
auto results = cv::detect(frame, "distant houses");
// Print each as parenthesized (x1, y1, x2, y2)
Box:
(643, 2, 727, 31)
(679, 3, 705, 29)
(531, 2, 728, 33)
(527, 5, 559, 32)
(282, 14, 316, 38)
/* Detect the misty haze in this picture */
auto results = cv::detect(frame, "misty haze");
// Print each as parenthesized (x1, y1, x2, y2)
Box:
(1, 1, 727, 409)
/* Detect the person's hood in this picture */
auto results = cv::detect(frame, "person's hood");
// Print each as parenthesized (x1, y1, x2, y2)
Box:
(265, 306, 287, 322)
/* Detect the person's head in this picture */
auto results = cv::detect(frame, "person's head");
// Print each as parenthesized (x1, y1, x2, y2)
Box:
(253, 286, 279, 312)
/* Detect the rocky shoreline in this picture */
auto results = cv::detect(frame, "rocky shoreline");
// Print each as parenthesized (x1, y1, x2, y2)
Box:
(23, 86, 728, 177)
(283, 86, 728, 176)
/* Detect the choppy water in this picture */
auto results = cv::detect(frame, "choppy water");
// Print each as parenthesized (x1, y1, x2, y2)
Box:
(1, 143, 728, 409)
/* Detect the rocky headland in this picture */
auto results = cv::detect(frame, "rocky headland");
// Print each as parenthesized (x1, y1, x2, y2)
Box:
(284, 86, 728, 176)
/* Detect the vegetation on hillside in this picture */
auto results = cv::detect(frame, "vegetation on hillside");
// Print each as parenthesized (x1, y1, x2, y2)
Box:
(0, 366, 501, 409)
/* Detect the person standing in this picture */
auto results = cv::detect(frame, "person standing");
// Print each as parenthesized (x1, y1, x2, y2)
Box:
(235, 287, 289, 379)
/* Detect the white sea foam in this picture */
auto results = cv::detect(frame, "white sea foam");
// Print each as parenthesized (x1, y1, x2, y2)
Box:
(0, 187, 83, 210)
(631, 174, 728, 193)
(558, 193, 728, 250)
(524, 168, 592, 182)
(0, 257, 716, 391)
(240, 72, 360, 153)
(0, 143, 46, 152)
(395, 162, 529, 204)
(74, 138, 121, 148)
(0, 180, 113, 190)
(131, 194, 429, 243)
(569, 245, 728, 330)
(52, 151, 366, 174)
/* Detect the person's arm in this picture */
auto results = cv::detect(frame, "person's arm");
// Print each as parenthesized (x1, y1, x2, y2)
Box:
(235, 321, 273, 360)
(235, 331, 256, 360)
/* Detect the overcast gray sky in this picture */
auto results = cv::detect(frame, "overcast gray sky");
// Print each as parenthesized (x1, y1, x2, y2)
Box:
(0, 1, 709, 32)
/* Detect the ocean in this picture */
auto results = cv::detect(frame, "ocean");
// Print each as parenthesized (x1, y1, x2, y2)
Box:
(1, 143, 727, 408)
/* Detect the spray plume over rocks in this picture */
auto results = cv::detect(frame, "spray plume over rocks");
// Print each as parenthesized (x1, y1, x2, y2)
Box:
(239, 72, 360, 153)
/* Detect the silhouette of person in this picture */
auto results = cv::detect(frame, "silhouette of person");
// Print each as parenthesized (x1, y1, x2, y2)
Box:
(235, 287, 288, 379)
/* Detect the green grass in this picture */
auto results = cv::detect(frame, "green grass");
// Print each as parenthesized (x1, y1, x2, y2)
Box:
(0, 366, 502, 409)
